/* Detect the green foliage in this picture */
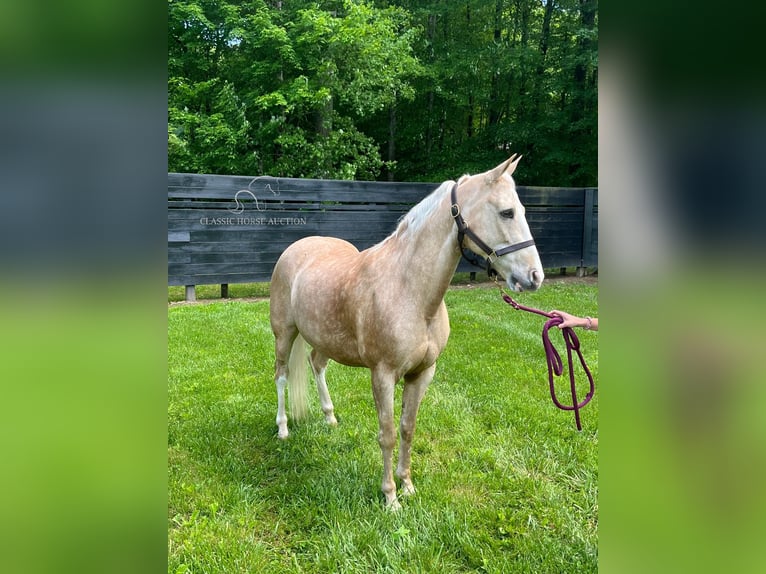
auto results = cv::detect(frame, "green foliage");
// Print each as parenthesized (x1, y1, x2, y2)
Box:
(168, 77, 257, 174)
(168, 0, 597, 184)
(168, 281, 598, 572)
(271, 118, 387, 179)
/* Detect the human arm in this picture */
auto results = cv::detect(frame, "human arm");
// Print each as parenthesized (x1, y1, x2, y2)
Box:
(549, 310, 598, 331)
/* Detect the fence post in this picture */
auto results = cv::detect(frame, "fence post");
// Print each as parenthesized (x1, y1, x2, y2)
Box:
(577, 188, 595, 277)
(185, 285, 196, 302)
(221, 284, 229, 298)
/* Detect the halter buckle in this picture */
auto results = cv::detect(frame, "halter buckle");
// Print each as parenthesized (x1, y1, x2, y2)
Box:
(450, 203, 460, 218)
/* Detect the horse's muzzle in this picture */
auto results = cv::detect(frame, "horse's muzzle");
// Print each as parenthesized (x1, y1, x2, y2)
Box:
(510, 268, 544, 292)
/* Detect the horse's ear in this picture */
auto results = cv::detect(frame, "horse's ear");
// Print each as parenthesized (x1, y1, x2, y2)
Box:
(486, 154, 523, 182)
(506, 154, 522, 176)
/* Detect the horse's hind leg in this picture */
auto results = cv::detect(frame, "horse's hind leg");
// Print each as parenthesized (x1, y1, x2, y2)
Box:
(397, 364, 436, 497)
(274, 328, 297, 439)
(309, 349, 337, 426)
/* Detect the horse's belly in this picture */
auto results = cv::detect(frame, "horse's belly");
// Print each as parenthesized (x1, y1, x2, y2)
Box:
(301, 329, 366, 368)
(299, 305, 448, 374)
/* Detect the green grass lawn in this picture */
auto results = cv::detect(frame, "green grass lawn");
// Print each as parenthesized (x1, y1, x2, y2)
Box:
(168, 280, 598, 573)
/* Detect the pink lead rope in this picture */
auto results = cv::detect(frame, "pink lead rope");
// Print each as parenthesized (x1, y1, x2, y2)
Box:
(500, 290, 595, 431)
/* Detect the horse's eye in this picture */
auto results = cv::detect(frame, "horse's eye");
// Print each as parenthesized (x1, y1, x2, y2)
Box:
(500, 208, 515, 219)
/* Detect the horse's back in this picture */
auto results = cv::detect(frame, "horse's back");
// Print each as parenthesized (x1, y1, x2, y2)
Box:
(272, 236, 359, 286)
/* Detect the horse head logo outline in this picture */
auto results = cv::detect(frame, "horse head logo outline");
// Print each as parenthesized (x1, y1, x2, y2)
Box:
(228, 190, 264, 214)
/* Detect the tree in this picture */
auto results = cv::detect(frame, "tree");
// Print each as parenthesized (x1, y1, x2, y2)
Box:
(371, 0, 597, 185)
(167, 0, 597, 185)
(168, 0, 421, 179)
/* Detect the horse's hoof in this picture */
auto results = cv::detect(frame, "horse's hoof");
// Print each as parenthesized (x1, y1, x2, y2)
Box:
(400, 483, 416, 497)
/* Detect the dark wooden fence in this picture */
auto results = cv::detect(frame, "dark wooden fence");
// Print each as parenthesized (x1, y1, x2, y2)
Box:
(169, 173, 597, 300)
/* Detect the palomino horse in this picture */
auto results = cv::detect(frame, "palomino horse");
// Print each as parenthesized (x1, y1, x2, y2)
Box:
(270, 155, 543, 509)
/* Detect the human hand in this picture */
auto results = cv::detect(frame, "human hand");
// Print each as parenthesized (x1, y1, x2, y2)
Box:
(550, 310, 585, 329)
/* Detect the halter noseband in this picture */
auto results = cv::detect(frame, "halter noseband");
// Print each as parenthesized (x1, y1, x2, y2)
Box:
(450, 182, 536, 277)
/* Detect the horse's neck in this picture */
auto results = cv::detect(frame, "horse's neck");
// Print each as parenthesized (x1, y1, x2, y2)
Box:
(370, 190, 460, 314)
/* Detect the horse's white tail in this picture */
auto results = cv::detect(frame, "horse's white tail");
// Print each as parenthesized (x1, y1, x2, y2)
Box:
(287, 334, 309, 421)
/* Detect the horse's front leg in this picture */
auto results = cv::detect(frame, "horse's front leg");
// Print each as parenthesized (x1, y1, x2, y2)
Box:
(371, 367, 399, 510)
(397, 364, 435, 496)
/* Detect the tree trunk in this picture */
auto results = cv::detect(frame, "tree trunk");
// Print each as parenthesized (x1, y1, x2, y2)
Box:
(488, 0, 503, 127)
(387, 100, 396, 181)
(316, 95, 332, 138)
(425, 10, 437, 167)
(467, 92, 474, 139)
(539, 0, 555, 63)
(517, 0, 530, 115)
(425, 89, 434, 166)
(315, 64, 333, 176)
(533, 0, 556, 118)
(574, 0, 596, 93)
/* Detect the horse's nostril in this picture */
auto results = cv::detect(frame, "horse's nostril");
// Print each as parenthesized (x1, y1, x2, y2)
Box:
(530, 269, 543, 286)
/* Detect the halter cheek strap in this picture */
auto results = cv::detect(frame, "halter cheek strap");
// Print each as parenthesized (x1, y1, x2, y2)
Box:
(450, 182, 536, 276)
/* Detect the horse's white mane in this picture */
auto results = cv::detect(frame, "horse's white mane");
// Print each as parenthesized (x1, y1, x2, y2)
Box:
(368, 176, 472, 252)
(395, 174, 476, 238)
(398, 181, 450, 235)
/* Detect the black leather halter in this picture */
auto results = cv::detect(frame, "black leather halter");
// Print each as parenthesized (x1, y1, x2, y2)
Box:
(450, 182, 536, 277)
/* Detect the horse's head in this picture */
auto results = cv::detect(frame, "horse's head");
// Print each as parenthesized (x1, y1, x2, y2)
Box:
(455, 155, 544, 292)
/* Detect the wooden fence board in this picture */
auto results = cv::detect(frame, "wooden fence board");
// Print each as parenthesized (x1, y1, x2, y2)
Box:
(168, 173, 597, 287)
